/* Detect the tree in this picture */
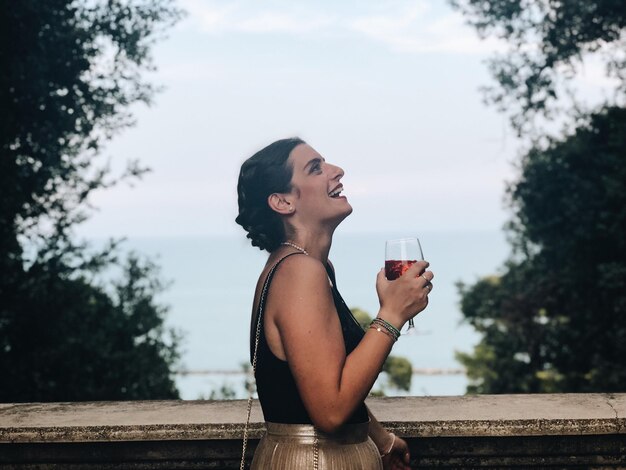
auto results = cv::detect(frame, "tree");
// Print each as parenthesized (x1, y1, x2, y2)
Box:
(2, 254, 182, 402)
(0, 1, 183, 401)
(456, 106, 626, 393)
(450, 0, 626, 134)
(451, 0, 626, 394)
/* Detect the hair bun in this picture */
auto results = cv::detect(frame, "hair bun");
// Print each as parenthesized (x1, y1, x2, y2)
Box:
(235, 138, 305, 252)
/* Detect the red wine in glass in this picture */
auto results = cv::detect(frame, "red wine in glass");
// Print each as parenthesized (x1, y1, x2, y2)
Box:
(385, 237, 424, 334)
(385, 259, 418, 281)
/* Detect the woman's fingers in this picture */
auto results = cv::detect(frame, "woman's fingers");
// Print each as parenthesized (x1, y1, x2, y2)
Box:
(405, 261, 434, 287)
(376, 262, 434, 325)
(405, 260, 429, 277)
(391, 436, 410, 469)
(420, 271, 434, 292)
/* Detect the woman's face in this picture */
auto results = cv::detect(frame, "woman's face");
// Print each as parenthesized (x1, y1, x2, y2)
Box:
(286, 143, 353, 226)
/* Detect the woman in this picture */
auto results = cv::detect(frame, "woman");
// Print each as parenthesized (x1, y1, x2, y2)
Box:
(236, 138, 433, 469)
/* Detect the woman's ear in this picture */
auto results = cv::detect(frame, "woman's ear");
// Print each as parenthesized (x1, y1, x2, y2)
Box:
(268, 193, 295, 215)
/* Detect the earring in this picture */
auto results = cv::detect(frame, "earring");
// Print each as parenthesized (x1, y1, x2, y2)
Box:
(289, 206, 294, 212)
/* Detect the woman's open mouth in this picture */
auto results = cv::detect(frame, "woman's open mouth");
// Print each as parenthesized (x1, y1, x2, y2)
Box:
(328, 185, 344, 198)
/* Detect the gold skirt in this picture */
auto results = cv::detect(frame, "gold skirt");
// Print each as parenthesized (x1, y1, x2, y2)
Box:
(250, 421, 383, 470)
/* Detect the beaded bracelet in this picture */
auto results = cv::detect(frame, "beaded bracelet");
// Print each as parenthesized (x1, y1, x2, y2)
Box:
(372, 317, 401, 337)
(371, 319, 400, 341)
(372, 321, 398, 338)
(369, 324, 397, 342)
(371, 317, 401, 339)
(369, 318, 400, 342)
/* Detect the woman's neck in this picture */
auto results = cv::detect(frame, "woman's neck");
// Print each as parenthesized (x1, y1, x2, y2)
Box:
(285, 228, 334, 263)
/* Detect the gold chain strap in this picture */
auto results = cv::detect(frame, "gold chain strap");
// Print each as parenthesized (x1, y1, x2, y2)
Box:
(239, 261, 270, 470)
(240, 253, 319, 470)
(313, 429, 319, 469)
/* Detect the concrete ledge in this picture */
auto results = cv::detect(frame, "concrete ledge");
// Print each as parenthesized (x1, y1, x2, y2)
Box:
(375, 393, 626, 437)
(1, 394, 625, 468)
(1, 394, 624, 443)
(0, 399, 264, 443)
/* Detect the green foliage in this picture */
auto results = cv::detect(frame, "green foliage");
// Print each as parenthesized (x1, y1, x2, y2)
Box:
(0, 1, 184, 402)
(1, 254, 181, 402)
(453, 0, 626, 395)
(455, 343, 498, 395)
(510, 107, 626, 259)
(382, 356, 412, 391)
(207, 384, 238, 401)
(449, 0, 626, 133)
(242, 361, 257, 397)
(457, 107, 626, 393)
(351, 307, 373, 329)
(1, 0, 182, 248)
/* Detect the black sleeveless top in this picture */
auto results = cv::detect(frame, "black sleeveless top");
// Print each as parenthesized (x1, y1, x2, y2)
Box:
(251, 253, 369, 424)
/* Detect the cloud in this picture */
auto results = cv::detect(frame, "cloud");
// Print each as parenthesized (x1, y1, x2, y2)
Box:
(236, 12, 335, 34)
(179, 0, 335, 36)
(344, 167, 511, 202)
(178, 0, 505, 55)
(159, 61, 224, 82)
(349, 5, 506, 55)
(177, 0, 235, 34)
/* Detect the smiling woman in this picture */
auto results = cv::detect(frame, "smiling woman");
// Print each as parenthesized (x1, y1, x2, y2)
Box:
(235, 138, 434, 469)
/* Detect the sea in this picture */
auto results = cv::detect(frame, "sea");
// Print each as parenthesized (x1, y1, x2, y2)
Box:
(114, 230, 510, 399)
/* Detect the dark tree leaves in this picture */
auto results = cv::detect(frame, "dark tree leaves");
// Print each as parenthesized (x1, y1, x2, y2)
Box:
(1, 255, 181, 402)
(1, 0, 181, 250)
(449, 0, 626, 134)
(457, 107, 626, 393)
(0, 1, 184, 402)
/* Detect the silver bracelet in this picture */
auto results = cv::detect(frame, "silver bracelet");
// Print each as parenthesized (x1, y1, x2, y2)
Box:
(380, 432, 396, 457)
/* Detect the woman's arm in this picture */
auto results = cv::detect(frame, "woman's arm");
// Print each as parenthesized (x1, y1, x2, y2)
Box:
(267, 255, 432, 433)
(367, 406, 410, 470)
(367, 405, 392, 450)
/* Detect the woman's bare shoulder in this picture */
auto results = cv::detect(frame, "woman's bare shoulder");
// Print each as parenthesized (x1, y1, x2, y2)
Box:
(267, 254, 334, 313)
(273, 253, 328, 285)
(270, 254, 338, 330)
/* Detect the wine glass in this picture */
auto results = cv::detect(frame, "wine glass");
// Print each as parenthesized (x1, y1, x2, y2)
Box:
(385, 237, 424, 334)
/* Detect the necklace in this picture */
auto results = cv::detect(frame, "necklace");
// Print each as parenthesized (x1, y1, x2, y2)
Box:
(281, 241, 309, 256)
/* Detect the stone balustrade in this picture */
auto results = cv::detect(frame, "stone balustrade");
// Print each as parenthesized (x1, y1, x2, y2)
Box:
(1, 394, 625, 468)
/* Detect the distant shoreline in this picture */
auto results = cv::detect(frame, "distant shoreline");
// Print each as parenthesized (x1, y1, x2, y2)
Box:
(176, 368, 466, 376)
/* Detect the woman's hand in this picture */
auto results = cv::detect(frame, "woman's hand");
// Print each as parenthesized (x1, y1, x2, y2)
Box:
(376, 260, 434, 329)
(381, 433, 411, 470)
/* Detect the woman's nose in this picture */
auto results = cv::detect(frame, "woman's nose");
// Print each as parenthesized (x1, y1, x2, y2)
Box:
(327, 163, 344, 180)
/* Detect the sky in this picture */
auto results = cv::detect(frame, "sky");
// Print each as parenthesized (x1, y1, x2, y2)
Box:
(77, 0, 611, 238)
